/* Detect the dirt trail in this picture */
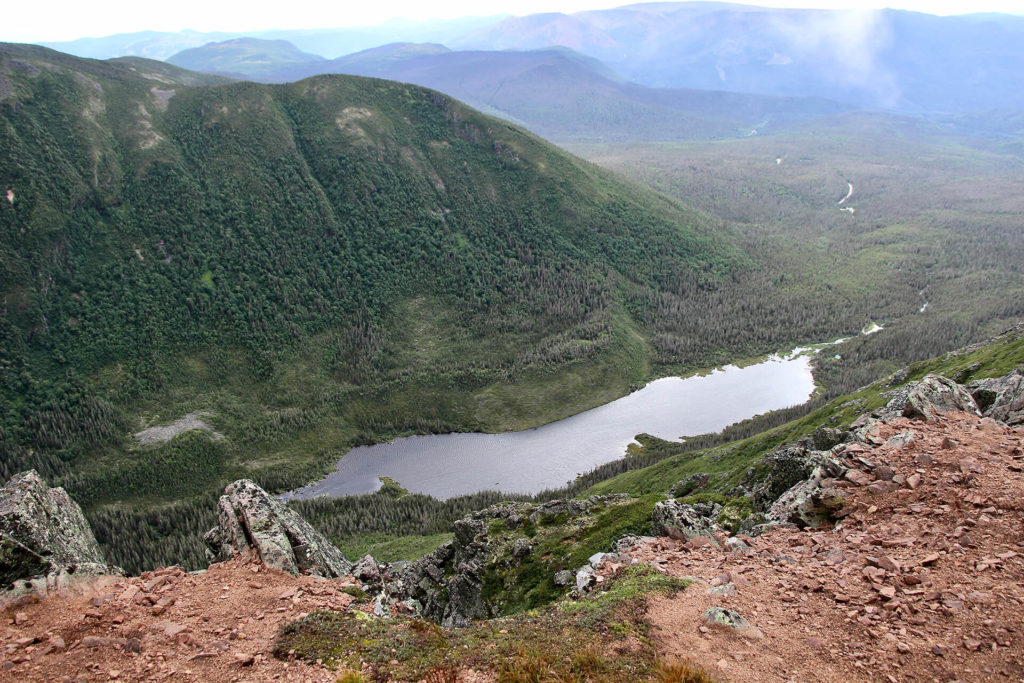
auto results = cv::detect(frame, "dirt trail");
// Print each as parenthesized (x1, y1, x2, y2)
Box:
(633, 412, 1024, 682)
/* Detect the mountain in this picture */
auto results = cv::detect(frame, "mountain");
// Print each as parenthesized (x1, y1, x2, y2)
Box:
(40, 29, 239, 61)
(1, 42, 791, 556)
(40, 15, 509, 61)
(167, 37, 325, 79)
(453, 2, 1024, 114)
(168, 38, 851, 142)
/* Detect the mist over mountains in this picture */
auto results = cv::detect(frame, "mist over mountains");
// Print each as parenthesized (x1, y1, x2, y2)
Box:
(40, 2, 1024, 119)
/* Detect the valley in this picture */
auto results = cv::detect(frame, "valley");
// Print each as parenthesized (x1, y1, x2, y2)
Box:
(1, 4, 1024, 680)
(285, 347, 817, 500)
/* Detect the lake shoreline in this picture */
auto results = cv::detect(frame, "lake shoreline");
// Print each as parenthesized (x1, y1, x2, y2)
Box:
(283, 345, 825, 502)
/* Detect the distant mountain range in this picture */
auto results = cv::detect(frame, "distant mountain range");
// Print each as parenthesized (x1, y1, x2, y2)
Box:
(40, 2, 1024, 115)
(165, 40, 848, 142)
(451, 3, 1024, 114)
(40, 15, 510, 61)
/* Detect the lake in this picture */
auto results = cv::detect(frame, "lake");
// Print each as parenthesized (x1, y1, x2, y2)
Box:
(283, 351, 816, 501)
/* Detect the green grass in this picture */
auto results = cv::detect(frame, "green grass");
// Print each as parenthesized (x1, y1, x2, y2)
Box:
(336, 533, 453, 563)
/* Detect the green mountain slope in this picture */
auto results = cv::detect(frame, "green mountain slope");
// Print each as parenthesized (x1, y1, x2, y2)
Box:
(1, 43, 761, 525)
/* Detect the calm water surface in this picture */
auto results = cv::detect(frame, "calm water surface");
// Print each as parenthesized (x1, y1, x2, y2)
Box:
(284, 353, 815, 501)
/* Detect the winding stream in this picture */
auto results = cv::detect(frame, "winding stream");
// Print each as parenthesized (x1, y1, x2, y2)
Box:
(283, 349, 819, 501)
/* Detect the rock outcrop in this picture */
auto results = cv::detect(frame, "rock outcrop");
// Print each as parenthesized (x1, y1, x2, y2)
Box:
(204, 479, 350, 578)
(397, 496, 632, 627)
(749, 444, 836, 512)
(765, 455, 847, 529)
(0, 471, 115, 585)
(652, 500, 722, 540)
(882, 373, 979, 420)
(969, 368, 1024, 425)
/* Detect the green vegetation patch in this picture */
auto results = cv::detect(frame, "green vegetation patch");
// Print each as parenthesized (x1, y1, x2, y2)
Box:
(336, 533, 453, 563)
(481, 494, 661, 616)
(274, 564, 688, 681)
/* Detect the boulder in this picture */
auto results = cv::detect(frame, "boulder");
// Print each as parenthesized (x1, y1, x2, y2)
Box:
(352, 555, 382, 586)
(511, 538, 533, 559)
(811, 426, 847, 451)
(553, 570, 574, 586)
(204, 479, 350, 578)
(750, 444, 835, 512)
(652, 500, 721, 540)
(884, 374, 979, 420)
(0, 471, 116, 585)
(969, 368, 1024, 425)
(767, 454, 847, 529)
(704, 607, 752, 630)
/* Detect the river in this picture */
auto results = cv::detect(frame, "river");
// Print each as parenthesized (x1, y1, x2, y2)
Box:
(283, 349, 818, 501)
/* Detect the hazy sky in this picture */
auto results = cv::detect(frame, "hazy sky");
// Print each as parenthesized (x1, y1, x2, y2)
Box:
(7, 0, 1024, 43)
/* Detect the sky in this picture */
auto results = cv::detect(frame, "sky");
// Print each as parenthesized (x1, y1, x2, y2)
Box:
(6, 0, 1024, 43)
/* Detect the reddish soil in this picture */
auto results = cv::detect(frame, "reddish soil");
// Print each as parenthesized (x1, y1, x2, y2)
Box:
(632, 412, 1024, 682)
(0, 558, 359, 682)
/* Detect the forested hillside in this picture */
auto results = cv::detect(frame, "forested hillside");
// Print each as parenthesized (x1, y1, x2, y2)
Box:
(4, 43, 1021, 573)
(570, 112, 1024, 399)
(0, 43, 788, 570)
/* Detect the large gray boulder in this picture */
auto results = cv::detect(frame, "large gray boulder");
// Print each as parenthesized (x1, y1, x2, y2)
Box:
(204, 479, 350, 578)
(767, 468, 846, 529)
(652, 500, 721, 540)
(885, 374, 979, 420)
(969, 368, 1024, 426)
(0, 471, 114, 585)
(749, 444, 836, 512)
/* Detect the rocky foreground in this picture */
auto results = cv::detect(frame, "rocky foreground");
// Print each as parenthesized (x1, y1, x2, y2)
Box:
(0, 368, 1021, 681)
(631, 411, 1024, 682)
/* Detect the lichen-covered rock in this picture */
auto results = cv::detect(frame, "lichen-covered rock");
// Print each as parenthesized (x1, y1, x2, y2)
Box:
(767, 455, 847, 529)
(0, 471, 115, 585)
(812, 426, 847, 451)
(652, 500, 721, 540)
(749, 444, 835, 512)
(885, 374, 979, 420)
(204, 479, 350, 578)
(704, 607, 752, 630)
(969, 368, 1024, 425)
(553, 569, 574, 586)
